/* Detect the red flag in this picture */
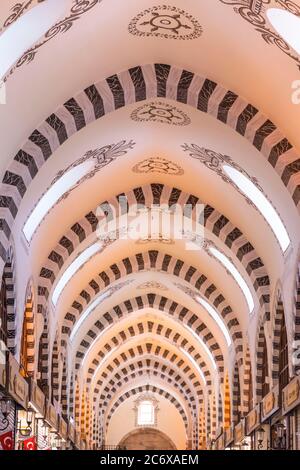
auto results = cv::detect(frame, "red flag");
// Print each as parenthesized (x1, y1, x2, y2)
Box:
(0, 431, 14, 450)
(23, 436, 37, 450)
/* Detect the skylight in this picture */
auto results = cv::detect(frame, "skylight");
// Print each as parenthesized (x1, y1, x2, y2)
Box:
(70, 290, 112, 342)
(267, 8, 300, 56)
(179, 347, 207, 386)
(185, 323, 217, 371)
(52, 242, 102, 306)
(195, 295, 232, 347)
(23, 160, 94, 242)
(223, 165, 290, 252)
(209, 246, 254, 314)
(0, 0, 68, 80)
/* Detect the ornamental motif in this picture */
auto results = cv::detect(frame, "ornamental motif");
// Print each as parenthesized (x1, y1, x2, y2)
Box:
(128, 5, 203, 40)
(181, 143, 288, 251)
(132, 157, 184, 176)
(2, 0, 102, 81)
(219, 0, 300, 70)
(137, 281, 168, 291)
(131, 101, 191, 126)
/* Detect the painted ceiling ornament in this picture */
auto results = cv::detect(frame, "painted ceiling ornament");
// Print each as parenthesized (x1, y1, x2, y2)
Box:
(131, 101, 191, 126)
(219, 0, 300, 70)
(132, 157, 184, 176)
(128, 5, 202, 40)
(52, 139, 136, 202)
(0, 0, 36, 33)
(181, 143, 259, 211)
(137, 281, 168, 291)
(135, 234, 175, 245)
(2, 0, 103, 81)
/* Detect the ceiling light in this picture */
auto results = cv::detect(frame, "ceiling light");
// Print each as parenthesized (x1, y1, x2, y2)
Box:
(209, 246, 254, 314)
(223, 164, 290, 252)
(0, 0, 68, 81)
(52, 242, 102, 306)
(195, 295, 232, 347)
(267, 8, 300, 56)
(23, 160, 94, 242)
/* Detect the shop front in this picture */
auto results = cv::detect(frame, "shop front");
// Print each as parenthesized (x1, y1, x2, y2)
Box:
(0, 351, 16, 450)
(233, 420, 250, 450)
(282, 376, 300, 450)
(257, 386, 280, 450)
(45, 401, 60, 450)
(58, 415, 68, 450)
(27, 378, 48, 450)
(245, 404, 261, 450)
(224, 426, 234, 450)
(68, 422, 76, 450)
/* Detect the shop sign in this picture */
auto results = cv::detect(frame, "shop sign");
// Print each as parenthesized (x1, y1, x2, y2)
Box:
(28, 379, 45, 417)
(224, 426, 234, 447)
(215, 433, 224, 450)
(46, 402, 58, 430)
(234, 421, 244, 444)
(261, 386, 279, 422)
(246, 405, 260, 435)
(283, 376, 300, 415)
(68, 423, 75, 443)
(8, 353, 28, 408)
(75, 432, 81, 449)
(59, 417, 68, 441)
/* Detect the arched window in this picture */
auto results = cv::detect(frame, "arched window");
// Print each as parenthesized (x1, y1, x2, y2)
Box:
(134, 394, 159, 427)
(0, 278, 8, 347)
(138, 401, 155, 426)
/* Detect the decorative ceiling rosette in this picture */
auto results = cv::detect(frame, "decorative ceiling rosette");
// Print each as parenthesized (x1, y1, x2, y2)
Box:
(128, 5, 203, 40)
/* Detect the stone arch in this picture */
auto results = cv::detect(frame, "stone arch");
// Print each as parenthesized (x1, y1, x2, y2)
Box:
(118, 427, 177, 450)
(0, 62, 297, 275)
(19, 281, 35, 377)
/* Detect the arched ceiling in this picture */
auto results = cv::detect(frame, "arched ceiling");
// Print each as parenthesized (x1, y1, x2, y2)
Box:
(1, 0, 300, 439)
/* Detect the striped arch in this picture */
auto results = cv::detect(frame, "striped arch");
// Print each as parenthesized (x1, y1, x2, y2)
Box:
(84, 337, 207, 398)
(255, 312, 270, 402)
(224, 371, 231, 428)
(218, 392, 223, 428)
(37, 314, 49, 395)
(271, 291, 287, 385)
(2, 246, 16, 354)
(75, 380, 80, 433)
(207, 399, 211, 440)
(199, 406, 206, 449)
(210, 392, 217, 440)
(69, 372, 74, 421)
(0, 62, 298, 274)
(294, 261, 300, 374)
(51, 337, 59, 402)
(20, 282, 35, 377)
(80, 388, 87, 443)
(59, 251, 243, 358)
(38, 184, 270, 322)
(100, 369, 193, 428)
(232, 362, 241, 424)
(105, 385, 189, 435)
(242, 345, 253, 413)
(91, 358, 200, 419)
(72, 295, 224, 379)
(61, 357, 68, 419)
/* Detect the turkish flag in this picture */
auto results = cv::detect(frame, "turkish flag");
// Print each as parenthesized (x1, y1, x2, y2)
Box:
(23, 436, 37, 451)
(0, 431, 14, 450)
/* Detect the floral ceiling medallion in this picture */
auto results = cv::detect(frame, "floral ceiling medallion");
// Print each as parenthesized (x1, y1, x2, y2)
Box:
(219, 0, 300, 69)
(132, 157, 184, 176)
(128, 5, 203, 40)
(131, 101, 191, 126)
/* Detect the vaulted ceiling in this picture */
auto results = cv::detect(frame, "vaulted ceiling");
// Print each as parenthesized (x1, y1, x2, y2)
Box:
(1, 0, 300, 442)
